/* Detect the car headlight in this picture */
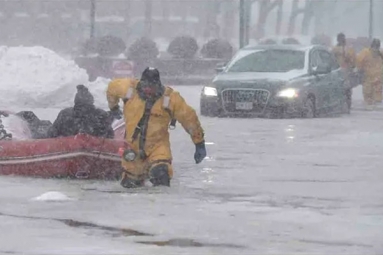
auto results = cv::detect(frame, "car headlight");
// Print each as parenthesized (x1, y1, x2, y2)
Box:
(277, 88, 299, 98)
(203, 86, 218, 97)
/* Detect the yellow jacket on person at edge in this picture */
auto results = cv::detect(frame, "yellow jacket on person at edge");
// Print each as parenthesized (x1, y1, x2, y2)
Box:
(356, 39, 383, 105)
(106, 69, 206, 188)
(332, 45, 356, 71)
(356, 48, 383, 84)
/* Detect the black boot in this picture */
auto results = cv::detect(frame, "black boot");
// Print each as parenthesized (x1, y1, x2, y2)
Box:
(120, 173, 144, 189)
(149, 164, 170, 187)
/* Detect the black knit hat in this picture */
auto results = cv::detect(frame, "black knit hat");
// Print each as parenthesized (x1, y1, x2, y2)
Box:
(337, 33, 346, 44)
(74, 84, 94, 105)
(140, 67, 161, 86)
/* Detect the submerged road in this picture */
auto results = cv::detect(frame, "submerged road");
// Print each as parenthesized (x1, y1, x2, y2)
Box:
(0, 85, 382, 254)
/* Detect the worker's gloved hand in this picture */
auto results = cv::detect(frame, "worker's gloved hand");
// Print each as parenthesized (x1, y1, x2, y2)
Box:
(0, 111, 9, 117)
(109, 106, 122, 120)
(194, 141, 207, 164)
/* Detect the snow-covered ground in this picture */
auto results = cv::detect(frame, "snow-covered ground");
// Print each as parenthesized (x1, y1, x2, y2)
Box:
(0, 47, 382, 254)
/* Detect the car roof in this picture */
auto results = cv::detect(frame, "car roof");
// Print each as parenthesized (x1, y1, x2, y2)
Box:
(242, 44, 327, 52)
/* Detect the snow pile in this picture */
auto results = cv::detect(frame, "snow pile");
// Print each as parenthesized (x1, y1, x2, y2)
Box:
(31, 191, 75, 202)
(0, 46, 101, 109)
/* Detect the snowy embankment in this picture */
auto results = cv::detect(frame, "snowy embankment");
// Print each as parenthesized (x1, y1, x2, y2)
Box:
(0, 46, 110, 110)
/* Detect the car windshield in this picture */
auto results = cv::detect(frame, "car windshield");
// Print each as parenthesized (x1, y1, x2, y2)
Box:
(226, 49, 305, 73)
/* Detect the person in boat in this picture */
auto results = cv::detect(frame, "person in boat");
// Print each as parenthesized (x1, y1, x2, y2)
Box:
(0, 110, 52, 140)
(106, 67, 206, 188)
(48, 84, 114, 138)
(15, 111, 52, 139)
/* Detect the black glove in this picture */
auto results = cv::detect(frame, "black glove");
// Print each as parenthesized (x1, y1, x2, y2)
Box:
(194, 141, 207, 164)
(109, 106, 122, 120)
(0, 111, 9, 117)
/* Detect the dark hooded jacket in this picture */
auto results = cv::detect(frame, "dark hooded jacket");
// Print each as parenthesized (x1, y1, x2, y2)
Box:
(48, 85, 114, 139)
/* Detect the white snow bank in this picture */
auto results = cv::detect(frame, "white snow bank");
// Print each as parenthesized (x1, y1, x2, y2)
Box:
(31, 191, 74, 202)
(1, 113, 32, 140)
(0, 46, 111, 110)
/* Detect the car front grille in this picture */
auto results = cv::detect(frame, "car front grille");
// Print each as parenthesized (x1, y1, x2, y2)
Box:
(221, 89, 270, 113)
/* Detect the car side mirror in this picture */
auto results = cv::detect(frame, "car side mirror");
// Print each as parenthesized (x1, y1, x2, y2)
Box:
(215, 62, 226, 73)
(311, 63, 331, 75)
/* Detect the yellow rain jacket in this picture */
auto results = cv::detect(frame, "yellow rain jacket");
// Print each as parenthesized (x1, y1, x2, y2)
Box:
(332, 46, 356, 70)
(107, 78, 204, 180)
(356, 48, 383, 104)
(357, 48, 383, 83)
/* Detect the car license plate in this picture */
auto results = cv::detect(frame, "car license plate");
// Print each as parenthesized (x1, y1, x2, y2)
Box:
(236, 102, 253, 110)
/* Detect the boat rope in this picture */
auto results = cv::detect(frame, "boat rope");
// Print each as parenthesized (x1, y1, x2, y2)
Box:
(0, 112, 12, 141)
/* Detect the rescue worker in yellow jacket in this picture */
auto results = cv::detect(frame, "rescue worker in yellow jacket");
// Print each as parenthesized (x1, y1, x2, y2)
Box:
(332, 33, 357, 108)
(107, 67, 206, 188)
(332, 33, 356, 70)
(356, 39, 383, 107)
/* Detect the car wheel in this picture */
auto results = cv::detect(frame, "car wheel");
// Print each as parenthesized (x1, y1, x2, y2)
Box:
(341, 97, 351, 114)
(344, 89, 352, 114)
(269, 107, 287, 119)
(302, 97, 316, 118)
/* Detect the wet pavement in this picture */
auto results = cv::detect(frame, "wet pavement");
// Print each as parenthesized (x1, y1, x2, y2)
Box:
(0, 85, 382, 254)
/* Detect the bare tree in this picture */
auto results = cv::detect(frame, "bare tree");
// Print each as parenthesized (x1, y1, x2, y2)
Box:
(301, 0, 315, 35)
(121, 1, 131, 39)
(288, 0, 305, 35)
(275, 0, 283, 35)
(222, 1, 237, 41)
(288, 0, 329, 36)
(161, 0, 170, 20)
(253, 0, 282, 39)
(203, 0, 220, 39)
(144, 0, 152, 37)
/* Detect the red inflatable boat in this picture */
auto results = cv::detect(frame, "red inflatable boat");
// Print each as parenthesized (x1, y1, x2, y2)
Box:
(0, 112, 127, 180)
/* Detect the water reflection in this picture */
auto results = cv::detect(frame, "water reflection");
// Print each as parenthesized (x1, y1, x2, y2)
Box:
(202, 167, 215, 184)
(205, 156, 215, 161)
(285, 124, 295, 143)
